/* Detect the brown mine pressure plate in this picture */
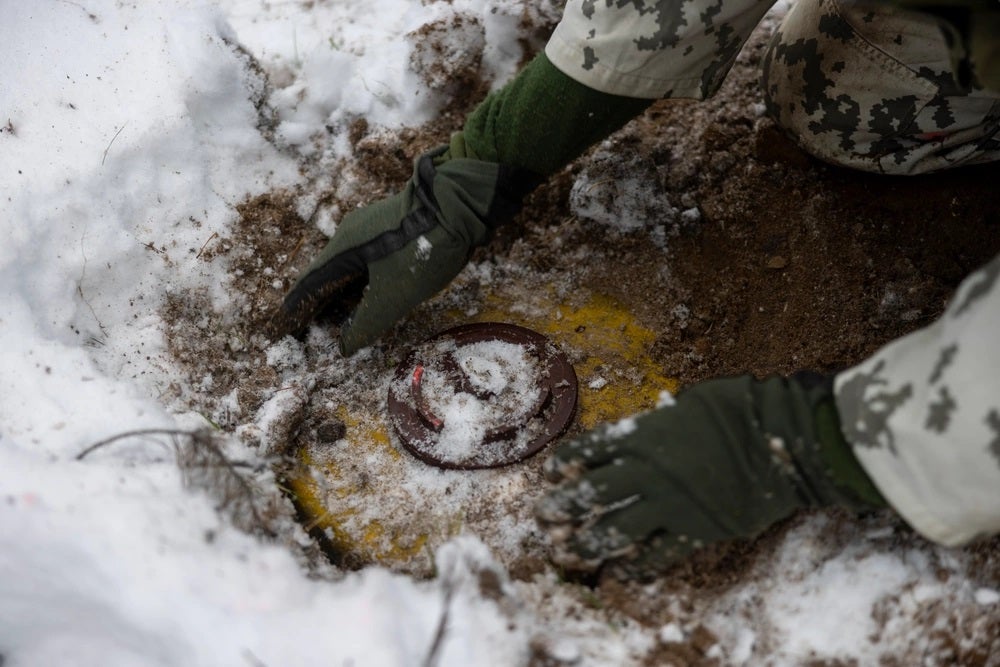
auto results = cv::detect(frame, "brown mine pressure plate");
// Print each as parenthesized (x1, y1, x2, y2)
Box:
(387, 322, 578, 470)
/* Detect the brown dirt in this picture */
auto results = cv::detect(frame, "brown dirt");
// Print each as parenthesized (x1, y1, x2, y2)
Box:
(508, 57, 1000, 391)
(159, 10, 1000, 665)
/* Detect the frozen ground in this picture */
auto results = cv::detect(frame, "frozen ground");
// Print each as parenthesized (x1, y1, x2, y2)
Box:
(1, 1, 997, 666)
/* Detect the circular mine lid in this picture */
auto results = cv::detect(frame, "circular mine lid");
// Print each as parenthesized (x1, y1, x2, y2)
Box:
(387, 322, 578, 469)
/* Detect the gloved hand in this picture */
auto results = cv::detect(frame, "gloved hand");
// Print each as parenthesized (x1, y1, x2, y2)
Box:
(270, 50, 654, 353)
(270, 141, 540, 354)
(535, 373, 886, 579)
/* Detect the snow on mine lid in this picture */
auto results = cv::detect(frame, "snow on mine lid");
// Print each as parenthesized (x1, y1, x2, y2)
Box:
(387, 323, 578, 470)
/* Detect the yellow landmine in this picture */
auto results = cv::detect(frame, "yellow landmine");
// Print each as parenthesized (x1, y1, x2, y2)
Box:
(286, 408, 431, 566)
(288, 291, 678, 570)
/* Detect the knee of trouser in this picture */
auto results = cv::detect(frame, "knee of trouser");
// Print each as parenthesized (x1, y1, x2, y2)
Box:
(759, 0, 1000, 175)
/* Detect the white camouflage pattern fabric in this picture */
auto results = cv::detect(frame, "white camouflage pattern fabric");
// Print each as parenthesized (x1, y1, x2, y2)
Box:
(545, 0, 774, 98)
(835, 253, 1000, 547)
(545, 0, 1000, 173)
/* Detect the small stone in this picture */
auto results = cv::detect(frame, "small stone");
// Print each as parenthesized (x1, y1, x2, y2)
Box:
(317, 419, 347, 442)
(766, 255, 788, 270)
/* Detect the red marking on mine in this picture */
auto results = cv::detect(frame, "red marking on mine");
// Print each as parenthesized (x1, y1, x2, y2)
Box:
(412, 364, 444, 431)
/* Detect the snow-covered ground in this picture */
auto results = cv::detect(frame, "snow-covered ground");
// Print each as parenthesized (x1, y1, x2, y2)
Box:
(2, 2, 997, 666)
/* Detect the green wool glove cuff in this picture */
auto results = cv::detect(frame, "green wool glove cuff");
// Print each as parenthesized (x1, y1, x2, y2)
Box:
(462, 52, 653, 177)
(813, 395, 888, 510)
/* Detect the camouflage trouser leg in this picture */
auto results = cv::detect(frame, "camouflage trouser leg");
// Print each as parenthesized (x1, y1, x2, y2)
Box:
(761, 0, 1000, 174)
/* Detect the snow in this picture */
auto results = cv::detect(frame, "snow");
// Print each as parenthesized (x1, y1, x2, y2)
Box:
(1, 2, 995, 666)
(656, 390, 676, 408)
(588, 376, 608, 390)
(220, 0, 538, 156)
(415, 235, 434, 260)
(605, 416, 638, 439)
(699, 513, 994, 665)
(0, 2, 539, 665)
(569, 145, 680, 235)
(3, 446, 519, 667)
(659, 622, 684, 643)
(976, 588, 1000, 606)
(457, 341, 535, 399)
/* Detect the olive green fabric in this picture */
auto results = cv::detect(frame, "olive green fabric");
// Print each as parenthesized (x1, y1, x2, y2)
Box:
(814, 397, 887, 508)
(271, 146, 538, 354)
(462, 52, 653, 176)
(535, 374, 886, 578)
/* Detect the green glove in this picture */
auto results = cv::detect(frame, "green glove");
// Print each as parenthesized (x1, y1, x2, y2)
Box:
(535, 373, 886, 578)
(271, 53, 651, 353)
(270, 145, 540, 354)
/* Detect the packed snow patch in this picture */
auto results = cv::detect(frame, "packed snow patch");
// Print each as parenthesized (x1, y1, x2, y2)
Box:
(0, 3, 548, 665)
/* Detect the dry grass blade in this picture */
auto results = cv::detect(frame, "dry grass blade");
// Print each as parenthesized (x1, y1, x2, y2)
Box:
(422, 578, 455, 667)
(77, 428, 278, 538)
(75, 428, 193, 460)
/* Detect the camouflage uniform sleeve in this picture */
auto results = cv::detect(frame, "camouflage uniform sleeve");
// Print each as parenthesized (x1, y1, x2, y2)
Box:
(834, 253, 1000, 546)
(544, 0, 777, 99)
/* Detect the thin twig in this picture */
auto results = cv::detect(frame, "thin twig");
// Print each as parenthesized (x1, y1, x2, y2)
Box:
(422, 579, 455, 667)
(57, 0, 91, 14)
(78, 233, 108, 336)
(101, 123, 126, 166)
(75, 428, 193, 460)
(196, 232, 219, 260)
(282, 236, 306, 267)
(76, 427, 278, 539)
